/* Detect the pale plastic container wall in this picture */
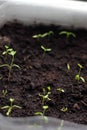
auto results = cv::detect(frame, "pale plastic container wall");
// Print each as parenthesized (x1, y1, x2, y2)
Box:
(0, 0, 87, 28)
(0, 115, 87, 130)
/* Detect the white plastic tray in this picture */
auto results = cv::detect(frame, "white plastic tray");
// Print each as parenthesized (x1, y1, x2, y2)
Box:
(0, 0, 87, 28)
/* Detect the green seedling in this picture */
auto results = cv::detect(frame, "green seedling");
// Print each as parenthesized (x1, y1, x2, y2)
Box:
(35, 86, 51, 118)
(67, 63, 70, 72)
(1, 98, 21, 116)
(2, 90, 7, 97)
(2, 45, 13, 57)
(60, 107, 68, 112)
(59, 31, 76, 45)
(0, 45, 20, 81)
(59, 31, 76, 39)
(41, 45, 52, 56)
(57, 88, 65, 94)
(57, 88, 65, 99)
(35, 105, 48, 118)
(39, 86, 51, 106)
(32, 31, 54, 39)
(75, 63, 85, 83)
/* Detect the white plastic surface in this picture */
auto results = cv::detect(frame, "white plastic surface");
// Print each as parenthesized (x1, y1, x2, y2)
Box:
(0, 115, 87, 130)
(0, 0, 87, 28)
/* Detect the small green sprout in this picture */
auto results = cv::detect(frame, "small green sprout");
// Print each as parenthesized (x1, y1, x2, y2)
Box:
(57, 88, 65, 93)
(59, 31, 76, 45)
(41, 45, 52, 56)
(39, 86, 51, 106)
(60, 107, 68, 112)
(2, 90, 7, 97)
(59, 31, 76, 39)
(32, 31, 54, 39)
(57, 88, 65, 99)
(2, 45, 13, 57)
(35, 105, 48, 118)
(35, 86, 51, 118)
(75, 63, 85, 83)
(1, 98, 21, 116)
(67, 63, 70, 72)
(0, 45, 20, 81)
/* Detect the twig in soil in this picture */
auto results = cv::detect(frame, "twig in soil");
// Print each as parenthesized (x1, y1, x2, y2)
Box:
(0, 76, 3, 80)
(81, 100, 87, 107)
(2, 89, 7, 97)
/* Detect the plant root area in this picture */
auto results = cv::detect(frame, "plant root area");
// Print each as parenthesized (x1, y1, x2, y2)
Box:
(0, 22, 87, 124)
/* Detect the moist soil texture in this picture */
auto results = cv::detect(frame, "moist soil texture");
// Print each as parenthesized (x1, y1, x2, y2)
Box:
(0, 22, 87, 124)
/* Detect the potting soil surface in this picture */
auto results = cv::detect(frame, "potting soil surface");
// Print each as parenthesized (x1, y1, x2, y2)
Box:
(0, 22, 87, 124)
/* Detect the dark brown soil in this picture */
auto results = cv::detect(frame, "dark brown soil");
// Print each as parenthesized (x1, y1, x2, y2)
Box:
(0, 22, 87, 124)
